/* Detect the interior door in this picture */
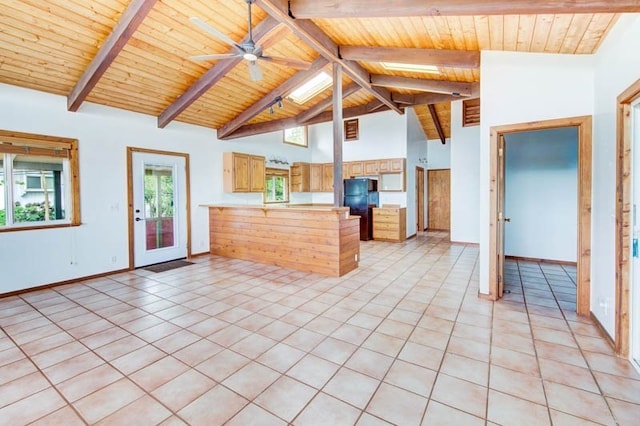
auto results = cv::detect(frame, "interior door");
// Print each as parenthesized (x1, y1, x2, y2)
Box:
(417, 167, 425, 231)
(497, 135, 506, 297)
(427, 169, 451, 230)
(132, 152, 187, 267)
(632, 101, 640, 371)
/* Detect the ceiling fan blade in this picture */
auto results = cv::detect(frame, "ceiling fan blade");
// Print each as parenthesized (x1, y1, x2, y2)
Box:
(189, 53, 242, 61)
(248, 61, 263, 82)
(189, 17, 243, 51)
(259, 56, 312, 70)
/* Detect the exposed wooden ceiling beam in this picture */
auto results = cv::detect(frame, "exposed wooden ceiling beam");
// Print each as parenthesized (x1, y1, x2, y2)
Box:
(217, 57, 329, 139)
(371, 75, 474, 96)
(68, 0, 158, 112)
(428, 104, 446, 144)
(288, 0, 640, 18)
(296, 82, 361, 123)
(224, 96, 382, 140)
(412, 92, 469, 106)
(255, 0, 402, 115)
(224, 82, 360, 139)
(340, 46, 480, 69)
(158, 17, 281, 129)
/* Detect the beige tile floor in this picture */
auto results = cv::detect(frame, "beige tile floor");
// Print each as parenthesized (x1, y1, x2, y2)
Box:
(1, 232, 639, 425)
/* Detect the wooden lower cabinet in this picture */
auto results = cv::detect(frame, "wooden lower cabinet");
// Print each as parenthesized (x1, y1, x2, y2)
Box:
(373, 207, 406, 242)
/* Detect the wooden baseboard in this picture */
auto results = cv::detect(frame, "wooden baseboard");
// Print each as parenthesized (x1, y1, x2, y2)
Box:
(0, 268, 130, 299)
(590, 311, 617, 352)
(478, 290, 496, 301)
(505, 255, 577, 267)
(451, 241, 480, 246)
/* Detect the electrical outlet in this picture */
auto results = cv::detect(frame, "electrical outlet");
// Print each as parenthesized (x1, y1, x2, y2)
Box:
(111, 256, 117, 263)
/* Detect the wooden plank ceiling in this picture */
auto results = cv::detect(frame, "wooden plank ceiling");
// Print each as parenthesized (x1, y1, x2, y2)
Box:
(0, 0, 630, 141)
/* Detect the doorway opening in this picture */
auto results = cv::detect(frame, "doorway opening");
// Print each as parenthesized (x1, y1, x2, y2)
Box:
(127, 147, 191, 269)
(489, 116, 592, 317)
(616, 77, 640, 361)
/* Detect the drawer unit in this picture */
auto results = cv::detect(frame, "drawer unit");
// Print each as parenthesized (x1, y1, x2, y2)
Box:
(372, 207, 406, 242)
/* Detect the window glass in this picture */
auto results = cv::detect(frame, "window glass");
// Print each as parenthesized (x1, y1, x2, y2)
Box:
(12, 155, 66, 224)
(264, 168, 289, 203)
(0, 130, 79, 231)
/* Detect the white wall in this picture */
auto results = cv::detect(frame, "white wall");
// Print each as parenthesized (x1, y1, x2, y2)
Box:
(426, 139, 451, 169)
(310, 110, 408, 208)
(479, 51, 594, 296)
(504, 128, 578, 262)
(0, 84, 311, 293)
(591, 14, 640, 335)
(450, 100, 480, 243)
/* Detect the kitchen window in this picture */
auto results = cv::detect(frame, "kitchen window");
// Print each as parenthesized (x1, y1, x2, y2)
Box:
(0, 130, 80, 231)
(264, 168, 289, 203)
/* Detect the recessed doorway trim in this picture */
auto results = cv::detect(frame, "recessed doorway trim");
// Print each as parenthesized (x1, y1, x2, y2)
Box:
(126, 147, 192, 269)
(615, 78, 640, 357)
(489, 116, 592, 318)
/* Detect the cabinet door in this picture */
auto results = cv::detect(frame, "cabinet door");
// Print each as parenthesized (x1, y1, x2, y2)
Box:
(250, 155, 265, 192)
(348, 161, 364, 177)
(363, 160, 378, 175)
(322, 163, 334, 192)
(389, 158, 405, 172)
(290, 164, 302, 192)
(377, 159, 391, 173)
(342, 163, 349, 179)
(233, 153, 250, 192)
(310, 164, 323, 192)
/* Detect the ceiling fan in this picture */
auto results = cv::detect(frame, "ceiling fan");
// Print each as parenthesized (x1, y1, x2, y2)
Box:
(189, 0, 312, 81)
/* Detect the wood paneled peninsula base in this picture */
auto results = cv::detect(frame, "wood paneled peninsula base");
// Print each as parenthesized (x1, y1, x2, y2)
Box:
(206, 205, 360, 277)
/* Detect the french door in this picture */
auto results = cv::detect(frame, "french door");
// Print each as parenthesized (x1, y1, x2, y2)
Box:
(632, 100, 640, 372)
(131, 151, 187, 267)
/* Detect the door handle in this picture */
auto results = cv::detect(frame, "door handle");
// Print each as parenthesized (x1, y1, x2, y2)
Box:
(135, 217, 144, 222)
(504, 217, 511, 223)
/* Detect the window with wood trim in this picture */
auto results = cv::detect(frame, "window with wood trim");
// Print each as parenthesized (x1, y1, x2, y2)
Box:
(264, 168, 289, 203)
(0, 130, 80, 231)
(344, 118, 359, 141)
(462, 98, 480, 127)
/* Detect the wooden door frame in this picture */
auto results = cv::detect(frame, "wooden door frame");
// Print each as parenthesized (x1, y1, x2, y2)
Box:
(615, 78, 640, 357)
(126, 147, 192, 269)
(416, 166, 425, 231)
(489, 116, 592, 317)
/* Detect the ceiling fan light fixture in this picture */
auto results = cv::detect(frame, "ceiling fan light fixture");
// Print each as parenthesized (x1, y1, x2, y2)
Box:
(381, 62, 440, 74)
(243, 52, 258, 61)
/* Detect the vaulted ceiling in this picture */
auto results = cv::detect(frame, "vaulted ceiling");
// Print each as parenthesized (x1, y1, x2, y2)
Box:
(1, 1, 633, 141)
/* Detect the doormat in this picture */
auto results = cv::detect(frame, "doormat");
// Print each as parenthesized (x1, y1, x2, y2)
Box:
(143, 259, 194, 273)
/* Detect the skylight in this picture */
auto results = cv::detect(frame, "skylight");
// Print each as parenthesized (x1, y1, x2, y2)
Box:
(381, 62, 440, 74)
(288, 71, 333, 104)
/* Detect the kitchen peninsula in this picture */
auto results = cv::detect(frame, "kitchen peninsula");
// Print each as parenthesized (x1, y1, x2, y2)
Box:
(206, 204, 360, 277)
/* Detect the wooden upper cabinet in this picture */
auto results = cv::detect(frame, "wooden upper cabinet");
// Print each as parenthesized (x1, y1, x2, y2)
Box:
(310, 163, 323, 192)
(389, 158, 405, 172)
(223, 152, 265, 193)
(322, 163, 334, 192)
(347, 161, 364, 177)
(378, 159, 391, 173)
(250, 155, 265, 192)
(363, 160, 379, 175)
(290, 162, 310, 192)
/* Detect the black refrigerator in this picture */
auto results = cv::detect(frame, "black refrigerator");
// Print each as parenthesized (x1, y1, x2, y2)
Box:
(344, 178, 379, 241)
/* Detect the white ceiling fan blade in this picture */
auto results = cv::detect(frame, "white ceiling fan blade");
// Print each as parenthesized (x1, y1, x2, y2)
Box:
(189, 17, 243, 51)
(248, 61, 263, 82)
(189, 53, 242, 61)
(259, 56, 312, 70)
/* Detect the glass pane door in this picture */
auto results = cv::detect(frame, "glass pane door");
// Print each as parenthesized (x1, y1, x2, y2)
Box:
(144, 165, 175, 251)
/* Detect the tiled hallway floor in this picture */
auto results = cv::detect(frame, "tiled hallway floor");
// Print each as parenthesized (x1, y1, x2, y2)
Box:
(1, 232, 639, 425)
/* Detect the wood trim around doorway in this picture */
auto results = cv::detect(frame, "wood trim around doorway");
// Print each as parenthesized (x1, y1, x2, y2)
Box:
(488, 116, 592, 317)
(615, 78, 640, 357)
(126, 147, 192, 270)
